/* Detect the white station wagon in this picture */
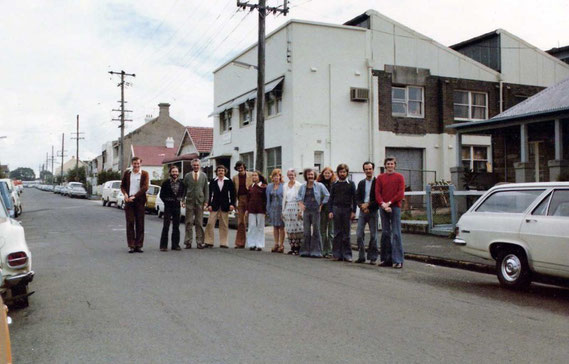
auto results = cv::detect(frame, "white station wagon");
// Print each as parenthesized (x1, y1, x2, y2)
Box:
(454, 182, 569, 289)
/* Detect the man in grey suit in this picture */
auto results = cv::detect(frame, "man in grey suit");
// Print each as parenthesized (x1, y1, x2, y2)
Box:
(183, 159, 209, 249)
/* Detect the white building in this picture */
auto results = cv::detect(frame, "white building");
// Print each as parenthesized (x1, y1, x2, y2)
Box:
(210, 10, 569, 186)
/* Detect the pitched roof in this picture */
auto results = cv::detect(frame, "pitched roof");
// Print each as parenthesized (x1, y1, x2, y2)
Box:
(490, 76, 569, 122)
(132, 145, 177, 166)
(186, 127, 213, 153)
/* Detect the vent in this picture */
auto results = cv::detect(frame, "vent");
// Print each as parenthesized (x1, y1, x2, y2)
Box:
(350, 87, 369, 102)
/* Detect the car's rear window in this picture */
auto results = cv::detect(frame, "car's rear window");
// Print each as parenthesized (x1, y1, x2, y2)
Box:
(476, 189, 545, 213)
(112, 182, 121, 189)
(148, 186, 159, 195)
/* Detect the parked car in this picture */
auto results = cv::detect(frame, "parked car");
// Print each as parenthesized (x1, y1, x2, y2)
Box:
(145, 185, 160, 213)
(116, 191, 125, 209)
(155, 194, 185, 219)
(454, 182, 569, 289)
(0, 183, 15, 218)
(102, 180, 122, 207)
(0, 296, 11, 364)
(67, 182, 87, 198)
(0, 179, 21, 217)
(0, 196, 34, 307)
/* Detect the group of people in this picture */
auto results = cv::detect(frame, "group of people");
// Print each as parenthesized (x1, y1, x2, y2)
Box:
(120, 156, 405, 269)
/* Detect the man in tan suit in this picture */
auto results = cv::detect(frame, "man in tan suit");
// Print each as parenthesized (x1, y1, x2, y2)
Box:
(120, 157, 149, 253)
(183, 159, 209, 249)
(232, 161, 253, 249)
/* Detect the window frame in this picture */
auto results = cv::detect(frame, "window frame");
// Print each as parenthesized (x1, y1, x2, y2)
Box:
(391, 85, 424, 118)
(239, 152, 255, 171)
(454, 90, 488, 121)
(265, 90, 282, 118)
(461, 145, 490, 172)
(239, 100, 255, 127)
(265, 147, 282, 176)
(219, 109, 232, 134)
(475, 189, 546, 214)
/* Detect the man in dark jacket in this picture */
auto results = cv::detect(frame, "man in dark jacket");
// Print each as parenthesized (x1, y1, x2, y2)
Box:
(159, 166, 186, 251)
(120, 157, 149, 253)
(204, 165, 236, 248)
(328, 164, 357, 262)
(355, 162, 379, 264)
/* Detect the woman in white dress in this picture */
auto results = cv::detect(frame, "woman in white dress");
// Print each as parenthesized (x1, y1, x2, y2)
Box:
(282, 169, 303, 255)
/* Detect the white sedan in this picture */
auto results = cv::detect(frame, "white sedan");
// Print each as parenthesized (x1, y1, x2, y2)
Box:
(0, 196, 33, 308)
(0, 180, 22, 217)
(454, 182, 569, 289)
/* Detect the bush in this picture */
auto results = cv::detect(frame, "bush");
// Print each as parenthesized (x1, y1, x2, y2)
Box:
(151, 178, 167, 187)
(98, 169, 122, 185)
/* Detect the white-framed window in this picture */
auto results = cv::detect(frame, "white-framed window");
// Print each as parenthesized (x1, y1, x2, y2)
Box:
(265, 91, 282, 117)
(265, 147, 282, 176)
(239, 152, 254, 171)
(239, 100, 254, 127)
(454, 90, 488, 121)
(392, 86, 424, 118)
(462, 145, 490, 172)
(219, 110, 232, 133)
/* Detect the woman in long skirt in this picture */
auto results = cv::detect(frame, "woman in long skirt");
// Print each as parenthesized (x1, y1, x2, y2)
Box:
(282, 168, 303, 255)
(245, 171, 267, 251)
(266, 169, 285, 253)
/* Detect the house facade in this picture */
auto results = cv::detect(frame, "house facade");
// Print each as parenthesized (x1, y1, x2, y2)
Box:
(162, 126, 214, 178)
(209, 10, 569, 189)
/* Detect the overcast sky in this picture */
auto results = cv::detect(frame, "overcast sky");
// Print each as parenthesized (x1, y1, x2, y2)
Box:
(1, 0, 568, 176)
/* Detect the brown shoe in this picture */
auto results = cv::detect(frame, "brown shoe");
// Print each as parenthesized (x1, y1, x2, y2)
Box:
(172, 246, 182, 251)
(197, 243, 205, 249)
(184, 244, 192, 249)
(220, 245, 229, 249)
(278, 245, 285, 253)
(271, 245, 279, 253)
(160, 248, 168, 252)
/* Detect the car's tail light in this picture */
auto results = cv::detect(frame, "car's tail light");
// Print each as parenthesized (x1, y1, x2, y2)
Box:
(7, 251, 28, 268)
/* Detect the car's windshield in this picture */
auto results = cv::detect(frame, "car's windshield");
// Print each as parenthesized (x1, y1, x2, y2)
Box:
(0, 196, 9, 218)
(69, 183, 83, 188)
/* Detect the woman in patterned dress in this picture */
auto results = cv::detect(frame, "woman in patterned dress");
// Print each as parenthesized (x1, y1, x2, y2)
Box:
(282, 168, 303, 255)
(266, 169, 285, 253)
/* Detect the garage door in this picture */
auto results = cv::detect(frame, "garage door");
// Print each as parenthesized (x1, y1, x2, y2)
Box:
(385, 148, 424, 191)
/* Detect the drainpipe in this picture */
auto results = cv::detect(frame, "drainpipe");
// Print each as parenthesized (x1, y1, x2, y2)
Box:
(328, 63, 333, 165)
(367, 61, 374, 162)
(499, 79, 504, 113)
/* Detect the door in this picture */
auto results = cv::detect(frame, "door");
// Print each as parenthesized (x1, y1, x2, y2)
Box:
(520, 189, 569, 277)
(385, 148, 423, 191)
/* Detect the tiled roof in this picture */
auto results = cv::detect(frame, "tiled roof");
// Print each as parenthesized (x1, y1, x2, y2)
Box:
(491, 76, 569, 122)
(162, 153, 200, 164)
(186, 127, 213, 153)
(133, 145, 177, 166)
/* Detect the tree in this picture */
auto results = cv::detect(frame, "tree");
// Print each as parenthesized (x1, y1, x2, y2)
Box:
(66, 166, 86, 184)
(40, 170, 54, 183)
(10, 167, 35, 181)
(97, 169, 121, 186)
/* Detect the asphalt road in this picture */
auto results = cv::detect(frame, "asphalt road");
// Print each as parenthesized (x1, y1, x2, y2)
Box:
(9, 189, 569, 363)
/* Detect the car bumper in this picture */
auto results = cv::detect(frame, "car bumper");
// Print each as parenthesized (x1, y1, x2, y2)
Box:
(453, 238, 466, 245)
(3, 271, 34, 288)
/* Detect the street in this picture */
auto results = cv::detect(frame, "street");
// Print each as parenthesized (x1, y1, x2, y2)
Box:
(9, 189, 569, 363)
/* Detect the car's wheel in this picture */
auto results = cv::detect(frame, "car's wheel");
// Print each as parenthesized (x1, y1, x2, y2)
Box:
(121, 201, 125, 209)
(496, 248, 531, 290)
(10, 285, 29, 308)
(157, 207, 163, 218)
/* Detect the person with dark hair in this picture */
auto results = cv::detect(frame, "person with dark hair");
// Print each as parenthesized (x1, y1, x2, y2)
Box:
(205, 165, 236, 248)
(297, 168, 329, 258)
(183, 159, 209, 249)
(355, 162, 379, 264)
(316, 167, 336, 258)
(159, 166, 186, 251)
(245, 171, 267, 251)
(282, 169, 303, 255)
(328, 164, 356, 262)
(232, 160, 253, 249)
(266, 169, 285, 253)
(120, 157, 149, 253)
(375, 157, 405, 269)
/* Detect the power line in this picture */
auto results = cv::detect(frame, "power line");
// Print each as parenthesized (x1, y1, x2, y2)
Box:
(109, 70, 136, 175)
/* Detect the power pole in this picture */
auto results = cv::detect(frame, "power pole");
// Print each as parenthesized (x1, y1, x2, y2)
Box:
(109, 70, 135, 175)
(58, 133, 68, 184)
(48, 145, 56, 185)
(236, 0, 289, 172)
(70, 114, 85, 171)
(45, 152, 49, 182)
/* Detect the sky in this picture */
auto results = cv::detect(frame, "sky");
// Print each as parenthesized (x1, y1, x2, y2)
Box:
(1, 0, 568, 177)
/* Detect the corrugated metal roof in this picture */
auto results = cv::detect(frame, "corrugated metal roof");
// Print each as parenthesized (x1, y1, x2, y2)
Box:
(490, 76, 569, 122)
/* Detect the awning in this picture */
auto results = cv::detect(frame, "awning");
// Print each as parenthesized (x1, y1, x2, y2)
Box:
(209, 76, 284, 117)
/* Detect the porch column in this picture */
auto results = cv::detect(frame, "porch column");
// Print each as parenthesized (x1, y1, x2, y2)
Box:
(514, 123, 534, 182)
(450, 132, 466, 213)
(548, 119, 569, 181)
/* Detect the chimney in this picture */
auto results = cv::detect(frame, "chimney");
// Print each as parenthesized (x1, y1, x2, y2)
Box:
(165, 137, 174, 149)
(158, 103, 170, 118)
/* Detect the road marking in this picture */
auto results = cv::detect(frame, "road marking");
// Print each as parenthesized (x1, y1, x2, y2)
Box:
(112, 228, 126, 231)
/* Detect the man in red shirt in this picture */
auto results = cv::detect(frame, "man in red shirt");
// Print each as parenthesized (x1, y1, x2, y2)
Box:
(375, 157, 405, 268)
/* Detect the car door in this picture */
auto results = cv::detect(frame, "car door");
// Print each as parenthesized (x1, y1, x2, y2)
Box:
(519, 188, 569, 277)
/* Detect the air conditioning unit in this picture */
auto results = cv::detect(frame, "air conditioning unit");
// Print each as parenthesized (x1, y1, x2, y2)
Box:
(350, 87, 369, 102)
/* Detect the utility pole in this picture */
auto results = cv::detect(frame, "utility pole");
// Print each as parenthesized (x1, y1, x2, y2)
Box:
(237, 0, 288, 172)
(58, 133, 68, 184)
(109, 70, 135, 175)
(70, 114, 85, 171)
(48, 145, 56, 185)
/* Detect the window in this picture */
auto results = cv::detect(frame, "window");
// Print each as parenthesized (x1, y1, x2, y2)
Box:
(265, 90, 282, 117)
(532, 193, 551, 216)
(462, 146, 489, 172)
(239, 100, 254, 127)
(265, 147, 282, 176)
(240, 152, 254, 171)
(220, 110, 232, 133)
(454, 91, 488, 120)
(476, 190, 545, 213)
(548, 190, 569, 217)
(392, 86, 424, 118)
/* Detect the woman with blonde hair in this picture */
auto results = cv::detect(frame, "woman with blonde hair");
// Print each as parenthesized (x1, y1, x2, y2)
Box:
(282, 168, 303, 255)
(316, 167, 336, 258)
(266, 169, 285, 253)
